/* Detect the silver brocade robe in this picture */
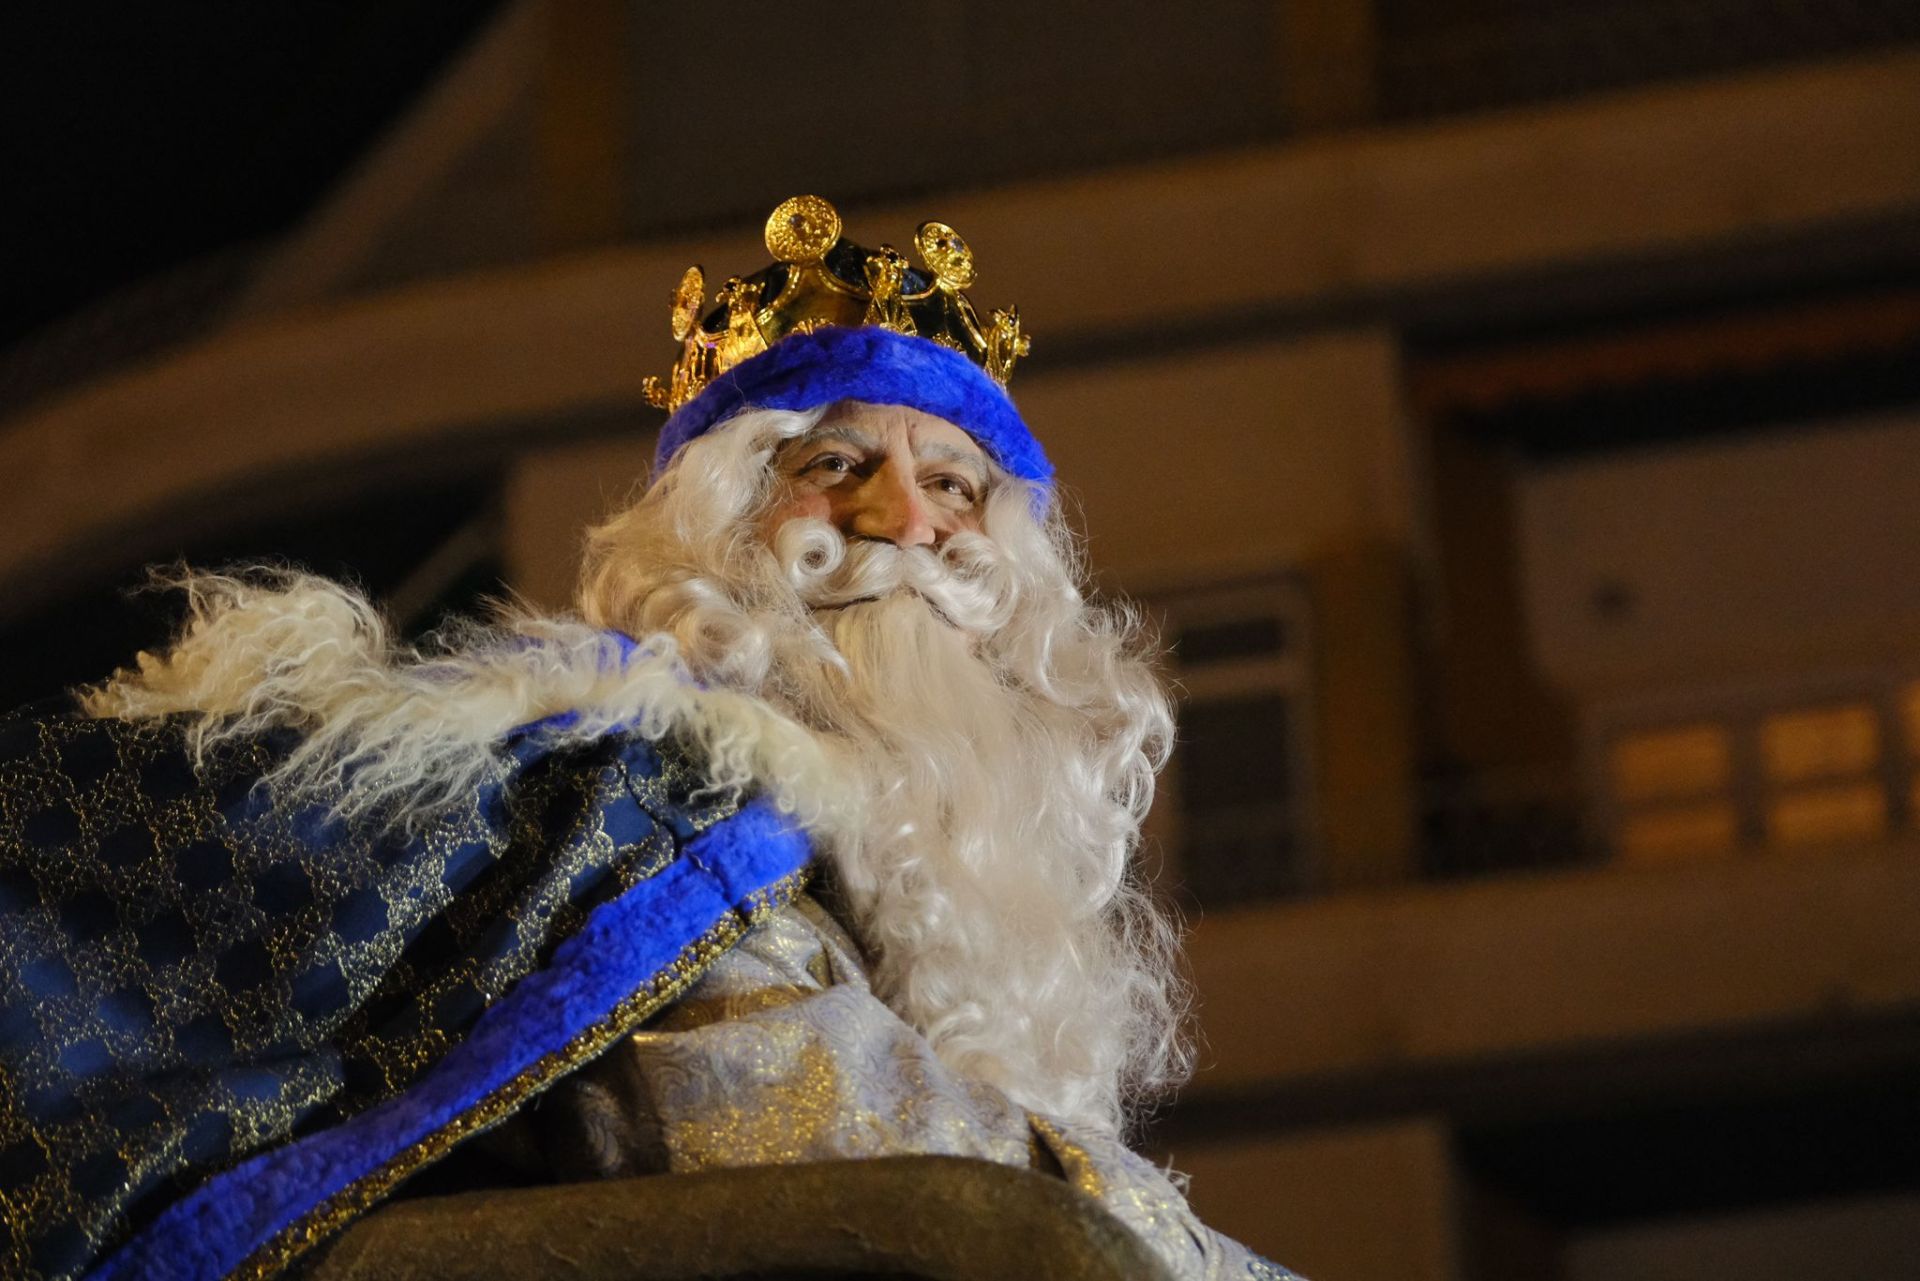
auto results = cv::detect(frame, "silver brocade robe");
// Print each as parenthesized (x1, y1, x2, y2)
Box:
(489, 893, 1296, 1280)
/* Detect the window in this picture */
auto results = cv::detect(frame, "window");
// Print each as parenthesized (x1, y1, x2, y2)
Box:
(1603, 686, 1915, 863)
(1152, 580, 1315, 907)
(1610, 723, 1739, 864)
(1760, 704, 1887, 846)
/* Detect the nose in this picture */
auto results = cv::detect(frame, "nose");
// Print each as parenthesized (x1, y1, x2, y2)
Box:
(844, 458, 936, 548)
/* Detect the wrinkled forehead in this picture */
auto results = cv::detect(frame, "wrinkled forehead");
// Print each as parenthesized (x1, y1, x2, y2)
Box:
(805, 402, 991, 465)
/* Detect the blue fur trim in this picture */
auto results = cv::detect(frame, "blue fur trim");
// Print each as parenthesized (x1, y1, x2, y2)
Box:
(655, 326, 1052, 487)
(88, 799, 810, 1281)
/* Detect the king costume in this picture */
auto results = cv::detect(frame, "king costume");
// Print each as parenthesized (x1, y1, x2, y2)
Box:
(0, 197, 1297, 1280)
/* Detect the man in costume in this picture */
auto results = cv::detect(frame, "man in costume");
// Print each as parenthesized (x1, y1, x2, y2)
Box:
(0, 196, 1293, 1279)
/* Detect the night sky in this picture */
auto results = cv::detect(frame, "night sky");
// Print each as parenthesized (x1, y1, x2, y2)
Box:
(1, 3, 501, 349)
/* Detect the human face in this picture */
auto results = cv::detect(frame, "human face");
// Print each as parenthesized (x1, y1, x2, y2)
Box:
(764, 402, 990, 548)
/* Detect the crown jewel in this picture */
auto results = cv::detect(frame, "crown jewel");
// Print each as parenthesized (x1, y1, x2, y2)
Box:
(644, 195, 1032, 412)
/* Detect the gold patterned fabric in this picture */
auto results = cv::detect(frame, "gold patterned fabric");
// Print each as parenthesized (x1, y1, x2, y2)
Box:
(0, 706, 774, 1280)
(490, 895, 1300, 1280)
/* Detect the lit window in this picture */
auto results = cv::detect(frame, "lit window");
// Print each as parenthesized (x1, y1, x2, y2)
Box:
(1604, 693, 1903, 864)
(1609, 725, 1730, 804)
(1760, 705, 1877, 784)
(1903, 683, 1920, 758)
(1768, 782, 1887, 847)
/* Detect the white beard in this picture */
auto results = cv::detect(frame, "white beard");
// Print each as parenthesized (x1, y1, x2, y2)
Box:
(713, 521, 1180, 1133)
(571, 410, 1188, 1134)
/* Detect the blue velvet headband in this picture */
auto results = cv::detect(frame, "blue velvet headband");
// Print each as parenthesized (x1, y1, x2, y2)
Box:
(652, 325, 1053, 488)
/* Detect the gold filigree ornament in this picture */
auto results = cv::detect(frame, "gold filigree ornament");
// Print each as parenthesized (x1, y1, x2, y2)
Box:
(715, 276, 769, 369)
(913, 221, 975, 289)
(861, 245, 917, 335)
(985, 305, 1031, 384)
(669, 265, 705, 341)
(764, 194, 841, 263)
(643, 266, 710, 407)
(644, 194, 1032, 412)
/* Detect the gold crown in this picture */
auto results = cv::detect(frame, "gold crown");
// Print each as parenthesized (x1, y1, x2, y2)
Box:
(643, 194, 1032, 412)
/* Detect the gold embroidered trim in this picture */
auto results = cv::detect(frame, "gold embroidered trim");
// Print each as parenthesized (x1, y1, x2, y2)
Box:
(224, 868, 810, 1281)
(1027, 1114, 1107, 1201)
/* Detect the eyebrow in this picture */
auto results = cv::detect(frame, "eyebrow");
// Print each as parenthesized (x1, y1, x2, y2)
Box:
(798, 422, 880, 454)
(790, 424, 990, 487)
(914, 440, 990, 487)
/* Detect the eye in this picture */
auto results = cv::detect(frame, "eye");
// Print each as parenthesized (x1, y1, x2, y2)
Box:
(805, 453, 855, 477)
(926, 473, 977, 504)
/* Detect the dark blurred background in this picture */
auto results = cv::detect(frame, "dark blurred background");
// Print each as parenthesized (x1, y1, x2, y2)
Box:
(6, 3, 1920, 1277)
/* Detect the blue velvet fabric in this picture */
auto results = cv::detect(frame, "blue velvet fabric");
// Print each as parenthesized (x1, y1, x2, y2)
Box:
(654, 326, 1052, 487)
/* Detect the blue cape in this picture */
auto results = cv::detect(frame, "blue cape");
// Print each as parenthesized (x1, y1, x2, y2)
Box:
(0, 703, 811, 1280)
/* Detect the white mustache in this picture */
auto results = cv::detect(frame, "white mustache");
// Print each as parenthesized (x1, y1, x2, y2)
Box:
(772, 519, 1019, 634)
